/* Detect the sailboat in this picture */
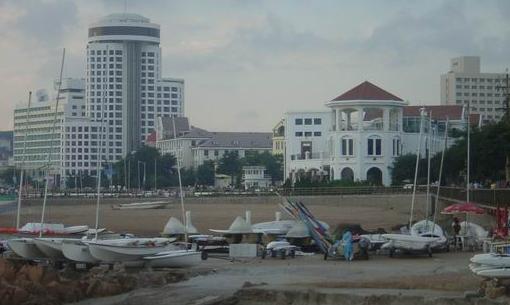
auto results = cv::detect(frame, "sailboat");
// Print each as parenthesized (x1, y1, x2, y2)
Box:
(9, 51, 76, 260)
(142, 118, 203, 268)
(381, 108, 440, 256)
(410, 115, 449, 250)
(7, 91, 48, 260)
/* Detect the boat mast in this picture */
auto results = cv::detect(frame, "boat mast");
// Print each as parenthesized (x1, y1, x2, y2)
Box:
(409, 108, 425, 228)
(466, 101, 471, 203)
(39, 48, 65, 238)
(16, 91, 32, 229)
(94, 46, 108, 240)
(172, 118, 187, 244)
(432, 118, 449, 233)
(425, 111, 432, 223)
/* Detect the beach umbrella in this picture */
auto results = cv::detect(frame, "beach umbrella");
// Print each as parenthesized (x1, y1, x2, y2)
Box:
(441, 202, 485, 215)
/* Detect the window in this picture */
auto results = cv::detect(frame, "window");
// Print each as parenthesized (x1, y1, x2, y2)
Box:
(304, 118, 312, 125)
(295, 118, 303, 125)
(341, 138, 353, 156)
(367, 137, 382, 156)
(295, 132, 303, 137)
(313, 131, 322, 136)
(392, 138, 401, 156)
(304, 131, 312, 137)
(313, 118, 322, 125)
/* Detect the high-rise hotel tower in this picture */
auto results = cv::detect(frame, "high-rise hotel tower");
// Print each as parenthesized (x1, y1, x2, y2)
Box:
(86, 13, 184, 161)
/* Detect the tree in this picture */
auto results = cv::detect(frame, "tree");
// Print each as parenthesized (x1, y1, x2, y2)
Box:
(196, 160, 215, 186)
(391, 120, 510, 186)
(243, 151, 283, 183)
(217, 151, 241, 186)
(112, 145, 178, 190)
(0, 166, 16, 186)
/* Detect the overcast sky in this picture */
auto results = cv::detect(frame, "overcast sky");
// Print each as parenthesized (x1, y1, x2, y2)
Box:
(1, 0, 509, 132)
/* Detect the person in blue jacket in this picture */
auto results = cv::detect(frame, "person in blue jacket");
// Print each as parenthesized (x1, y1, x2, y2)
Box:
(342, 229, 353, 261)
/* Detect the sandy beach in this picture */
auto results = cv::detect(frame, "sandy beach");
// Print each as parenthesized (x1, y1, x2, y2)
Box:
(0, 194, 493, 235)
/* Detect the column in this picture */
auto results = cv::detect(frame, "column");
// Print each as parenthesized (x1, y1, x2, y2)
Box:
(335, 109, 340, 131)
(383, 108, 390, 131)
(357, 107, 364, 131)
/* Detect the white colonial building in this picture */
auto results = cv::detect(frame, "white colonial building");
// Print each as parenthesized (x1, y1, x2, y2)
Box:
(283, 81, 479, 186)
(155, 117, 272, 169)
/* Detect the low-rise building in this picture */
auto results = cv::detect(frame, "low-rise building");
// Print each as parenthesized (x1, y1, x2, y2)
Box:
(155, 117, 272, 168)
(242, 166, 271, 190)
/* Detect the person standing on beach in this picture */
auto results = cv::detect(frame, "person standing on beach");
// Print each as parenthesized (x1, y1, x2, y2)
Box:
(342, 229, 353, 261)
(452, 217, 461, 249)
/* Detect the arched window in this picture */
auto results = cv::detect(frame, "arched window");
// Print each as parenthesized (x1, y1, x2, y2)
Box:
(367, 136, 382, 156)
(392, 137, 401, 156)
(341, 136, 354, 156)
(366, 167, 383, 185)
(341, 167, 354, 181)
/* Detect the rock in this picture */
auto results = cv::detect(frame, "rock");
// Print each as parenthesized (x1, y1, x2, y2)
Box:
(112, 263, 126, 273)
(89, 265, 109, 275)
(10, 286, 29, 305)
(85, 279, 101, 297)
(18, 264, 45, 283)
(137, 272, 167, 287)
(0, 260, 17, 282)
(485, 286, 506, 299)
(114, 274, 138, 291)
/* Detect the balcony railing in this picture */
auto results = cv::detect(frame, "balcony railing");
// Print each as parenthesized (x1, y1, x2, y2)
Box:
(290, 152, 328, 160)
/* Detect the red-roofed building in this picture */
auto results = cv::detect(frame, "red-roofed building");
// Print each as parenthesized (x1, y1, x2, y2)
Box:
(284, 81, 476, 186)
(331, 81, 403, 102)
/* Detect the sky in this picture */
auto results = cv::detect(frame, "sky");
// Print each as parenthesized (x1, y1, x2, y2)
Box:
(0, 0, 509, 132)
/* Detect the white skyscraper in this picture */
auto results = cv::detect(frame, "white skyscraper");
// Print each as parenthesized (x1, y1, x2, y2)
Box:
(86, 13, 184, 161)
(440, 56, 506, 122)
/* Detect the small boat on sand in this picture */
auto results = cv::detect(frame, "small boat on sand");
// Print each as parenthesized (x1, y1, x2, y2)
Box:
(112, 201, 168, 210)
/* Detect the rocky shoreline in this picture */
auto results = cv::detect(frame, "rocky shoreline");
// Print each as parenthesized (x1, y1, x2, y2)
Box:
(0, 258, 199, 305)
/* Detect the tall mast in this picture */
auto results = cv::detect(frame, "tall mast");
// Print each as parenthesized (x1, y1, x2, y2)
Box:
(172, 118, 187, 244)
(466, 101, 470, 203)
(39, 48, 65, 237)
(425, 111, 432, 221)
(94, 46, 108, 240)
(432, 118, 449, 233)
(16, 91, 32, 229)
(409, 108, 425, 228)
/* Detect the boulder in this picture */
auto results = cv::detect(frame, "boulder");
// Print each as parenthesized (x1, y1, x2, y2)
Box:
(0, 260, 17, 282)
(17, 264, 44, 283)
(9, 286, 29, 305)
(485, 286, 507, 299)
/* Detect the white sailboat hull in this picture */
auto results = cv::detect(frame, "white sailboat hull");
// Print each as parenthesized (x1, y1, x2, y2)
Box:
(34, 238, 79, 260)
(62, 240, 99, 263)
(86, 238, 177, 262)
(381, 234, 438, 251)
(476, 268, 510, 279)
(470, 253, 510, 268)
(144, 250, 202, 268)
(7, 238, 47, 260)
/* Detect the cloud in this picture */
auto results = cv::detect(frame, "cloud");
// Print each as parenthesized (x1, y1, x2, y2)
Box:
(7, 0, 79, 48)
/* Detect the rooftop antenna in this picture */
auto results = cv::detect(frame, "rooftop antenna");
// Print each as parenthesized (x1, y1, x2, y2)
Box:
(124, 0, 128, 14)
